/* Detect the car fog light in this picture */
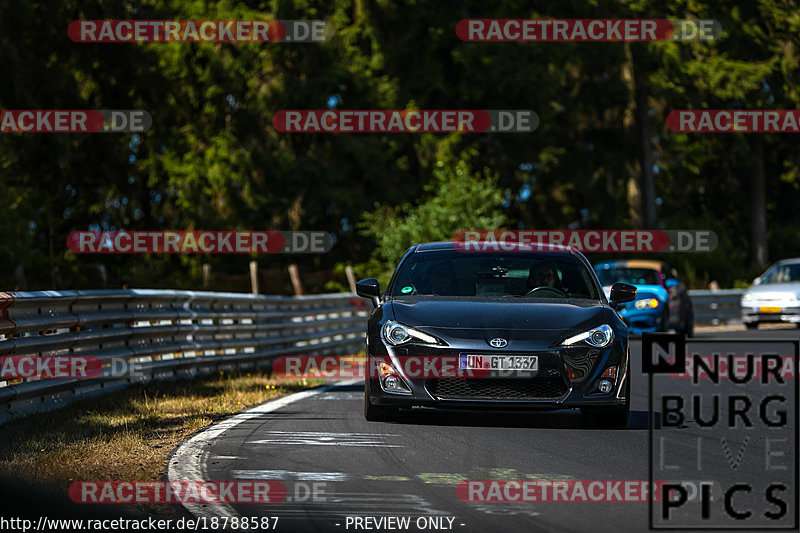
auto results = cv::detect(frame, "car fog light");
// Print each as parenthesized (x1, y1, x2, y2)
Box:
(598, 379, 613, 393)
(380, 373, 411, 394)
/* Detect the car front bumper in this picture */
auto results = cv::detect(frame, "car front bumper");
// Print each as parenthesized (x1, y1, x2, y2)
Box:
(365, 340, 629, 411)
(742, 303, 800, 324)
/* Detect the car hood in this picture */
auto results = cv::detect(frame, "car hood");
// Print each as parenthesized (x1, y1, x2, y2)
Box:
(387, 297, 609, 333)
(747, 283, 800, 296)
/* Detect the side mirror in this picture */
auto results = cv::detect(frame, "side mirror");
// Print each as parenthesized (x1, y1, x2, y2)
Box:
(753, 276, 762, 286)
(610, 282, 637, 309)
(356, 278, 381, 307)
(664, 278, 679, 289)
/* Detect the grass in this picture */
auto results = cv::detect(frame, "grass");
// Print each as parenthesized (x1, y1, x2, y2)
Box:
(0, 370, 325, 517)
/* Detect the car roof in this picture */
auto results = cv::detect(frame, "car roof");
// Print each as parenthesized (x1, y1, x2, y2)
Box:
(773, 257, 800, 265)
(412, 241, 579, 255)
(595, 259, 663, 270)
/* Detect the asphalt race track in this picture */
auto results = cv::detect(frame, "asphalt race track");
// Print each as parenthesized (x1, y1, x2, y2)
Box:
(169, 327, 800, 533)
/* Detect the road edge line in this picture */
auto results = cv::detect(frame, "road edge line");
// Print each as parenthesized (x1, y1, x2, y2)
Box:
(167, 379, 360, 519)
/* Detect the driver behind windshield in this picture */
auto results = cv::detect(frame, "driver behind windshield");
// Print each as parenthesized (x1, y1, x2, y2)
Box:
(528, 262, 559, 291)
(427, 261, 457, 295)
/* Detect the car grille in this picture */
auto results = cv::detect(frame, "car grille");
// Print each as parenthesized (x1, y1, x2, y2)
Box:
(427, 372, 568, 401)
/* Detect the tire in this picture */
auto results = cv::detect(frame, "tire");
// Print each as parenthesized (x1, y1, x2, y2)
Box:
(588, 406, 629, 429)
(683, 308, 695, 337)
(581, 375, 630, 429)
(745, 322, 759, 330)
(656, 310, 667, 332)
(364, 380, 397, 422)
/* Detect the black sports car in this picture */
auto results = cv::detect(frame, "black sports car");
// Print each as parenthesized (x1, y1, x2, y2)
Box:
(356, 241, 637, 428)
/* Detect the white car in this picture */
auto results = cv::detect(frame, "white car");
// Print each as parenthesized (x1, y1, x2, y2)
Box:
(741, 258, 800, 329)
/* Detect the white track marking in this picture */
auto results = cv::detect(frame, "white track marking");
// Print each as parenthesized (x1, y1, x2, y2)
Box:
(314, 392, 363, 400)
(264, 492, 449, 518)
(168, 380, 358, 519)
(232, 470, 350, 482)
(249, 430, 402, 447)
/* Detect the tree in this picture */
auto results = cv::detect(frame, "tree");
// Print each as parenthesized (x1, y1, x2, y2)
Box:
(357, 160, 508, 284)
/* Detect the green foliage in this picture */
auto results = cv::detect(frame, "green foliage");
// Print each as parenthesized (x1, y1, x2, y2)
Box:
(357, 161, 508, 284)
(1, 0, 799, 290)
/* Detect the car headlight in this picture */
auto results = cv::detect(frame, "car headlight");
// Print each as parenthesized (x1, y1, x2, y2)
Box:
(634, 298, 660, 310)
(561, 324, 615, 348)
(741, 293, 752, 305)
(382, 321, 439, 346)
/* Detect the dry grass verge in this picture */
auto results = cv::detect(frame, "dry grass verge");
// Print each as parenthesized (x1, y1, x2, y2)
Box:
(0, 370, 324, 518)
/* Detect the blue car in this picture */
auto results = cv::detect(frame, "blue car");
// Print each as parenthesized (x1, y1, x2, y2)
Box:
(594, 260, 694, 336)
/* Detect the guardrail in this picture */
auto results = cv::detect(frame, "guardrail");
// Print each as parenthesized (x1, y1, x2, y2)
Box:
(689, 289, 745, 326)
(0, 290, 368, 423)
(0, 287, 748, 423)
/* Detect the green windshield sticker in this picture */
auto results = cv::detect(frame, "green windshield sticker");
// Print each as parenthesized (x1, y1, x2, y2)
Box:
(401, 286, 413, 294)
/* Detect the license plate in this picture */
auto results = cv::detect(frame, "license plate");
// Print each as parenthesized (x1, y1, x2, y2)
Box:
(459, 354, 538, 372)
(759, 306, 782, 313)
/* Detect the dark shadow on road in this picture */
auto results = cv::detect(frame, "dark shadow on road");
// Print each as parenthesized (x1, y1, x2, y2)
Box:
(256, 413, 350, 420)
(627, 409, 651, 430)
(328, 383, 655, 430)
(387, 407, 646, 430)
(323, 383, 364, 392)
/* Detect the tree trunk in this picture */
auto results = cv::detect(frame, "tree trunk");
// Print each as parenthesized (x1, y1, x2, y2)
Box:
(635, 67, 656, 226)
(750, 136, 768, 266)
(47, 195, 56, 289)
(623, 43, 645, 228)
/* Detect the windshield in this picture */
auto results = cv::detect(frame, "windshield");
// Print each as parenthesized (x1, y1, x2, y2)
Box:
(595, 267, 662, 286)
(390, 251, 601, 300)
(761, 263, 800, 284)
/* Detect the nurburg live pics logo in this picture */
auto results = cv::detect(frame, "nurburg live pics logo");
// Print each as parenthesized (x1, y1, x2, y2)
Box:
(644, 333, 798, 530)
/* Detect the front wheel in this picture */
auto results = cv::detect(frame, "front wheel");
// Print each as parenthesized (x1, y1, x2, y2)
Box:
(364, 381, 398, 422)
(586, 406, 629, 429)
(658, 309, 670, 332)
(581, 376, 630, 429)
(745, 322, 759, 330)
(682, 308, 695, 337)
